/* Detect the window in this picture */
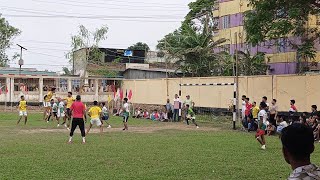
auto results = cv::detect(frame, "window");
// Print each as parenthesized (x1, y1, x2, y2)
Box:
(278, 38, 287, 53)
(221, 15, 230, 29)
(316, 15, 320, 26)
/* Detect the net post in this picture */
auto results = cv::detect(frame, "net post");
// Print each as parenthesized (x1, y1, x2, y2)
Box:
(233, 83, 237, 130)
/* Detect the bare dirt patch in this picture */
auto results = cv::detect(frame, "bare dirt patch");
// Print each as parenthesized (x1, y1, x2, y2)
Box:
(19, 123, 220, 134)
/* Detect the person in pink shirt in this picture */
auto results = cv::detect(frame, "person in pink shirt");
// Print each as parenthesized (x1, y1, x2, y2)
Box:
(68, 95, 87, 144)
(173, 94, 181, 122)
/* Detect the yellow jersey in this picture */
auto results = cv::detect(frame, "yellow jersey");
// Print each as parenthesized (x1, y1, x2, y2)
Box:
(65, 97, 75, 108)
(19, 100, 27, 111)
(88, 106, 102, 119)
(45, 91, 53, 102)
(252, 106, 260, 119)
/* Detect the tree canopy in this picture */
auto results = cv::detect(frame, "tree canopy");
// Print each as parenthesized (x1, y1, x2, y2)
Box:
(244, 0, 320, 72)
(128, 42, 150, 52)
(0, 15, 21, 67)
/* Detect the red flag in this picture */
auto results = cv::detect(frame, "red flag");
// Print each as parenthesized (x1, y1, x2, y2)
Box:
(112, 85, 116, 98)
(120, 89, 123, 100)
(128, 89, 133, 100)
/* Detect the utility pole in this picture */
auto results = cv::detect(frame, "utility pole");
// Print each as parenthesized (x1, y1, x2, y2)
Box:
(234, 33, 240, 125)
(17, 44, 27, 74)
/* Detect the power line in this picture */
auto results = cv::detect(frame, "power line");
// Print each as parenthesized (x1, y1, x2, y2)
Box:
(1, 6, 186, 19)
(3, 14, 183, 23)
(29, 0, 189, 12)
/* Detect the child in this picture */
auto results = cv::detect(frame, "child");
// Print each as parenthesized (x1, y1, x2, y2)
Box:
(185, 104, 199, 128)
(143, 110, 149, 119)
(17, 95, 28, 125)
(57, 98, 65, 128)
(256, 102, 268, 150)
(150, 110, 160, 121)
(276, 115, 288, 135)
(101, 102, 111, 128)
(121, 98, 130, 131)
(86, 101, 103, 134)
(266, 123, 275, 136)
(289, 99, 297, 113)
(51, 99, 58, 123)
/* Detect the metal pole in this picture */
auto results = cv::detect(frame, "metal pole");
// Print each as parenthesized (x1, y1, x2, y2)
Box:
(234, 32, 240, 124)
(233, 83, 237, 130)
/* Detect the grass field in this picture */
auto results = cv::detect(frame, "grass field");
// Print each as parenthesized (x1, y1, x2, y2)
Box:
(0, 112, 319, 180)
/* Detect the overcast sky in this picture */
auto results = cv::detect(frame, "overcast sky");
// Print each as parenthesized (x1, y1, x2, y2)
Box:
(1, 0, 191, 72)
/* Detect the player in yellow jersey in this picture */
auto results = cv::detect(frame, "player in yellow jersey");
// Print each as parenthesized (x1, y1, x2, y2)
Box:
(17, 95, 28, 125)
(61, 92, 75, 129)
(43, 87, 56, 121)
(86, 101, 103, 135)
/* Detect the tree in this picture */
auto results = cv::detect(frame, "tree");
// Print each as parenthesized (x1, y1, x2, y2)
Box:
(0, 15, 21, 66)
(157, 23, 228, 77)
(237, 51, 268, 76)
(244, 0, 320, 73)
(128, 42, 150, 52)
(67, 25, 108, 83)
(62, 67, 72, 76)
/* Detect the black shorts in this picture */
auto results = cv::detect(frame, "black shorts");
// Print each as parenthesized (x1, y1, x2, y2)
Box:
(123, 116, 129, 123)
(102, 115, 109, 121)
(66, 108, 71, 117)
(52, 112, 57, 118)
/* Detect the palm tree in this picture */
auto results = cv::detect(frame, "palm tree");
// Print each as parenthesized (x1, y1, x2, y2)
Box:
(237, 50, 268, 76)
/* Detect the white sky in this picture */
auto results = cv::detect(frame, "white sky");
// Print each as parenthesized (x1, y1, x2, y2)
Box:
(1, 0, 191, 72)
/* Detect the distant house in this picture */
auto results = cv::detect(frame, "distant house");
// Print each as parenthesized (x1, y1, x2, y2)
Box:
(122, 68, 182, 79)
(73, 48, 146, 77)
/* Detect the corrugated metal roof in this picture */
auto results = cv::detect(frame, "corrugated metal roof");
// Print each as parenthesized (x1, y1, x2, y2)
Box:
(123, 68, 182, 73)
(0, 69, 57, 76)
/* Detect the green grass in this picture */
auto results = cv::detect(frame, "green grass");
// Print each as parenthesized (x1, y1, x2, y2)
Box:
(0, 112, 319, 180)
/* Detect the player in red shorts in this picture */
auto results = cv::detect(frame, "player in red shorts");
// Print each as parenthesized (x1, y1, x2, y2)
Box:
(256, 102, 268, 150)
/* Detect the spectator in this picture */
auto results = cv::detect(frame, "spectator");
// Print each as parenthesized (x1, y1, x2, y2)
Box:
(266, 123, 275, 136)
(150, 110, 160, 121)
(281, 123, 320, 179)
(159, 110, 166, 122)
(165, 99, 173, 121)
(143, 110, 149, 119)
(133, 108, 142, 118)
(269, 99, 278, 126)
(309, 105, 318, 122)
(262, 96, 269, 110)
(299, 115, 308, 126)
(242, 97, 252, 129)
(173, 94, 181, 122)
(241, 95, 246, 121)
(248, 101, 259, 132)
(289, 99, 298, 113)
(276, 115, 288, 135)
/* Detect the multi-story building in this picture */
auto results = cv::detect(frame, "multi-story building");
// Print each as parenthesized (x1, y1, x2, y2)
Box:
(212, 0, 320, 75)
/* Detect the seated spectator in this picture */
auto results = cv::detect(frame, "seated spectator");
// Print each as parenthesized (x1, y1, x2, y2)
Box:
(281, 123, 320, 179)
(143, 110, 149, 119)
(266, 123, 276, 136)
(150, 110, 160, 121)
(159, 110, 165, 122)
(276, 115, 288, 135)
(299, 115, 308, 126)
(133, 108, 142, 118)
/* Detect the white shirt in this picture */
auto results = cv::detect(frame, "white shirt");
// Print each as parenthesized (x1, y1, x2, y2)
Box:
(58, 101, 65, 113)
(279, 121, 288, 128)
(173, 98, 181, 110)
(102, 106, 108, 116)
(258, 109, 268, 124)
(52, 103, 58, 112)
(123, 103, 129, 113)
(242, 100, 246, 113)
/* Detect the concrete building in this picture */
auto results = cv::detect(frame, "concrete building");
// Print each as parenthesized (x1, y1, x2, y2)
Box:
(0, 67, 122, 104)
(212, 0, 320, 74)
(122, 68, 182, 79)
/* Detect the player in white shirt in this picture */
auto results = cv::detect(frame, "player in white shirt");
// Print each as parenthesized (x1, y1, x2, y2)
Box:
(256, 102, 268, 150)
(57, 98, 66, 128)
(101, 102, 111, 128)
(121, 98, 130, 131)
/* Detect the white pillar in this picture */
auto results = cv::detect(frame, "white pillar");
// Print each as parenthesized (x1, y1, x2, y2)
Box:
(10, 77, 14, 103)
(67, 78, 72, 92)
(39, 77, 43, 103)
(94, 79, 99, 100)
